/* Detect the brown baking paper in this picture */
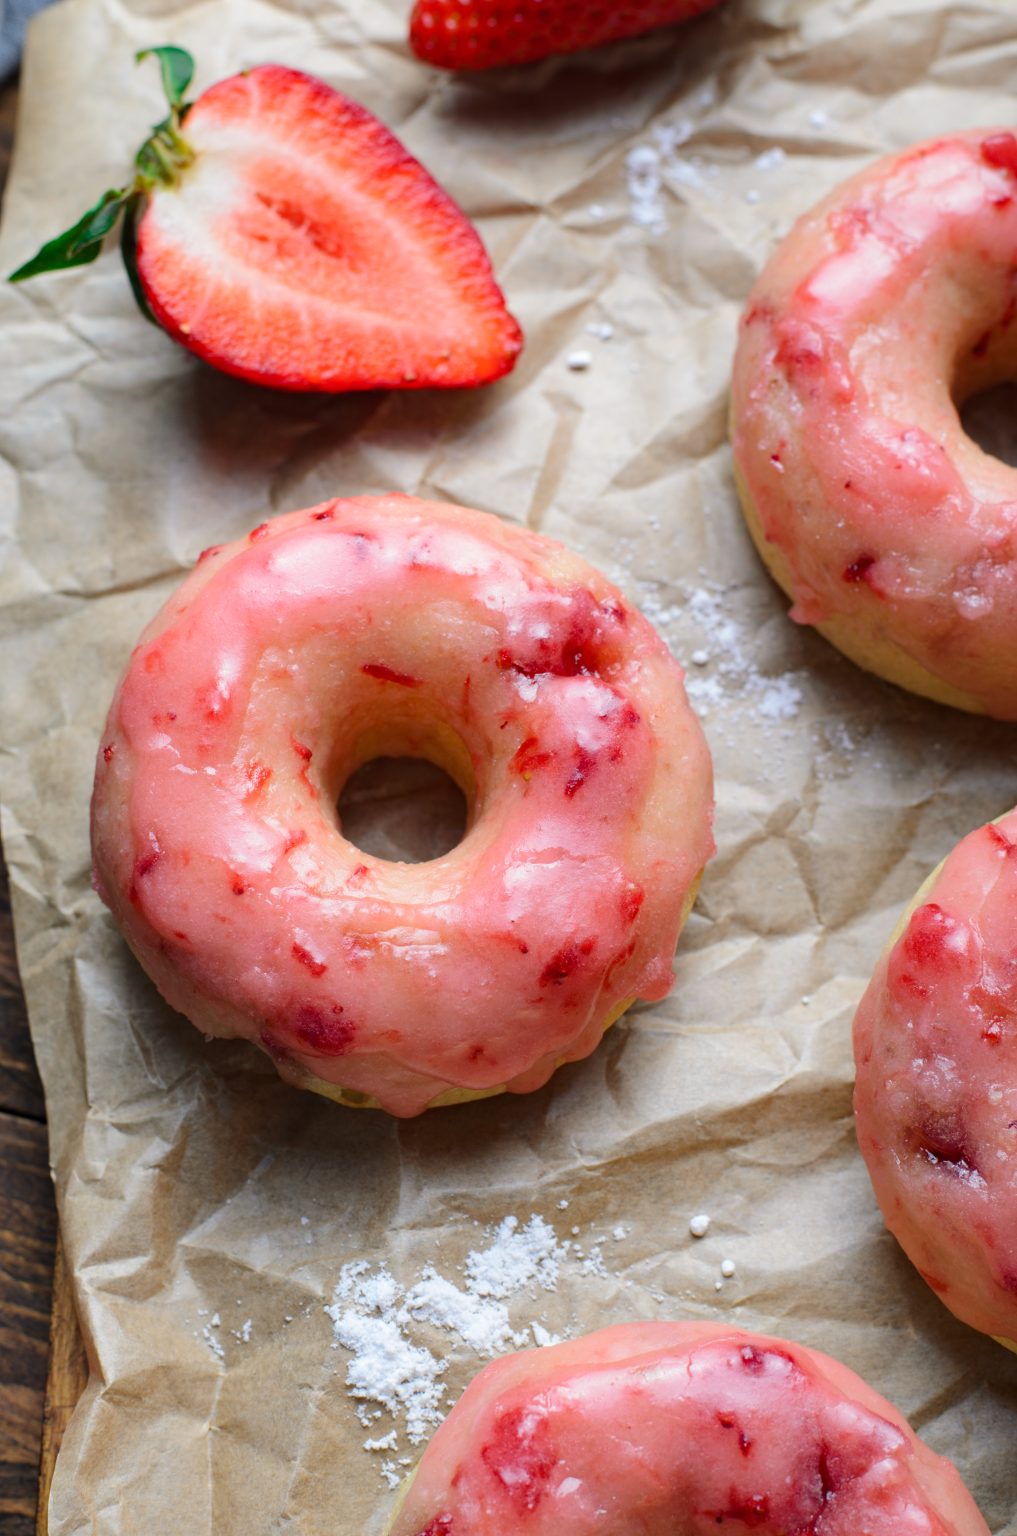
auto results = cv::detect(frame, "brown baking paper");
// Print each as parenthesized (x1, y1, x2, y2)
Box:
(2, 0, 1017, 1530)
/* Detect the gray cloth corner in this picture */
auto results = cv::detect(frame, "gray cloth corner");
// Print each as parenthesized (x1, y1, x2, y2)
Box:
(0, 0, 57, 79)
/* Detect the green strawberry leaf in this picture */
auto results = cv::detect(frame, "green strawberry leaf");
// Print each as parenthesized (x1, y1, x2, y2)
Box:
(119, 191, 157, 325)
(136, 46, 194, 110)
(9, 45, 196, 297)
(8, 187, 130, 282)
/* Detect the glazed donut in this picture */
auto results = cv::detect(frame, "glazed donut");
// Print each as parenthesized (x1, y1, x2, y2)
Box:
(854, 807, 1017, 1350)
(384, 1321, 989, 1534)
(730, 130, 1017, 720)
(91, 496, 713, 1118)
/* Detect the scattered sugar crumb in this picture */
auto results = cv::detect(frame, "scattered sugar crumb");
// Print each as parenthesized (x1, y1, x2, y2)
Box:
(657, 118, 693, 153)
(201, 1314, 225, 1362)
(466, 1215, 561, 1298)
(640, 580, 805, 735)
(813, 720, 859, 778)
(403, 1269, 522, 1355)
(757, 677, 803, 721)
(579, 1244, 608, 1278)
(364, 1431, 398, 1453)
(558, 1199, 569, 1210)
(626, 143, 666, 231)
(587, 321, 614, 341)
(532, 1322, 562, 1348)
(623, 101, 724, 229)
(687, 674, 725, 711)
(809, 108, 830, 131)
(689, 1213, 711, 1239)
(754, 146, 786, 173)
(720, 1259, 737, 1279)
(588, 202, 606, 220)
(567, 349, 593, 371)
(612, 1225, 628, 1241)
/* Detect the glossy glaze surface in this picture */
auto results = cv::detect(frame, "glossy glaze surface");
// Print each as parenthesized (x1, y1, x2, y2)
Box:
(387, 1322, 988, 1535)
(731, 131, 1017, 718)
(91, 497, 713, 1116)
(855, 807, 1017, 1344)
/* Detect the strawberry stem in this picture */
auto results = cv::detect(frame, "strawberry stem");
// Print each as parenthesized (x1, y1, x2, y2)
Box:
(8, 46, 196, 292)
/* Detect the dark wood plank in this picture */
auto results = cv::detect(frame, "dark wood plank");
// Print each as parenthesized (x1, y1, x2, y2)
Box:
(0, 70, 17, 185)
(0, 74, 40, 1129)
(0, 67, 75, 1535)
(35, 1237, 87, 1536)
(0, 1110, 56, 1536)
(0, 824, 45, 1122)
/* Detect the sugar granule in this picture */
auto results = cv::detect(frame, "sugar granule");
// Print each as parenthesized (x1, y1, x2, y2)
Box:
(640, 580, 805, 734)
(326, 1266, 448, 1445)
(464, 1214, 561, 1298)
(402, 1269, 523, 1355)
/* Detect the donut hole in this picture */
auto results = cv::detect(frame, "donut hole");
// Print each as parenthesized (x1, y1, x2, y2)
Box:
(337, 756, 468, 863)
(958, 380, 1017, 469)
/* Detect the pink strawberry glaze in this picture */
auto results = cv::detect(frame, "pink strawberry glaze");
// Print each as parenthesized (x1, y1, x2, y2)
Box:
(386, 1323, 988, 1535)
(90, 497, 713, 1117)
(854, 806, 1017, 1343)
(731, 131, 1017, 719)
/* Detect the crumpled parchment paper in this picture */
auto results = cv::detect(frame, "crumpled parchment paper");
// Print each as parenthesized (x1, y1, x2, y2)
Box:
(1, 0, 1016, 1530)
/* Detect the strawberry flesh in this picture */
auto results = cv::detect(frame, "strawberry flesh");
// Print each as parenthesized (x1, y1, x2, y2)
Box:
(410, 0, 724, 70)
(135, 66, 522, 390)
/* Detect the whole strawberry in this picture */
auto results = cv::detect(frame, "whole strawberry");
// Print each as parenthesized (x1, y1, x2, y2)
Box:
(10, 48, 522, 391)
(409, 0, 724, 70)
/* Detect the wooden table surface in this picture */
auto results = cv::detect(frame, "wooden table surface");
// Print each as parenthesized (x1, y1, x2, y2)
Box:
(0, 74, 61, 1536)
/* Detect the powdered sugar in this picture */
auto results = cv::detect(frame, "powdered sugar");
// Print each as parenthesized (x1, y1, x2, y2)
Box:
(465, 1214, 561, 1298)
(624, 95, 832, 231)
(757, 675, 805, 722)
(625, 122, 720, 232)
(402, 1269, 520, 1354)
(327, 1263, 449, 1451)
(626, 143, 667, 232)
(326, 1213, 614, 1486)
(639, 580, 804, 733)
(200, 1312, 224, 1362)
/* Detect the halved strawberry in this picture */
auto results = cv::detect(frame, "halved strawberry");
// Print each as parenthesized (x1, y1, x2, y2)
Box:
(10, 48, 522, 391)
(410, 0, 724, 70)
